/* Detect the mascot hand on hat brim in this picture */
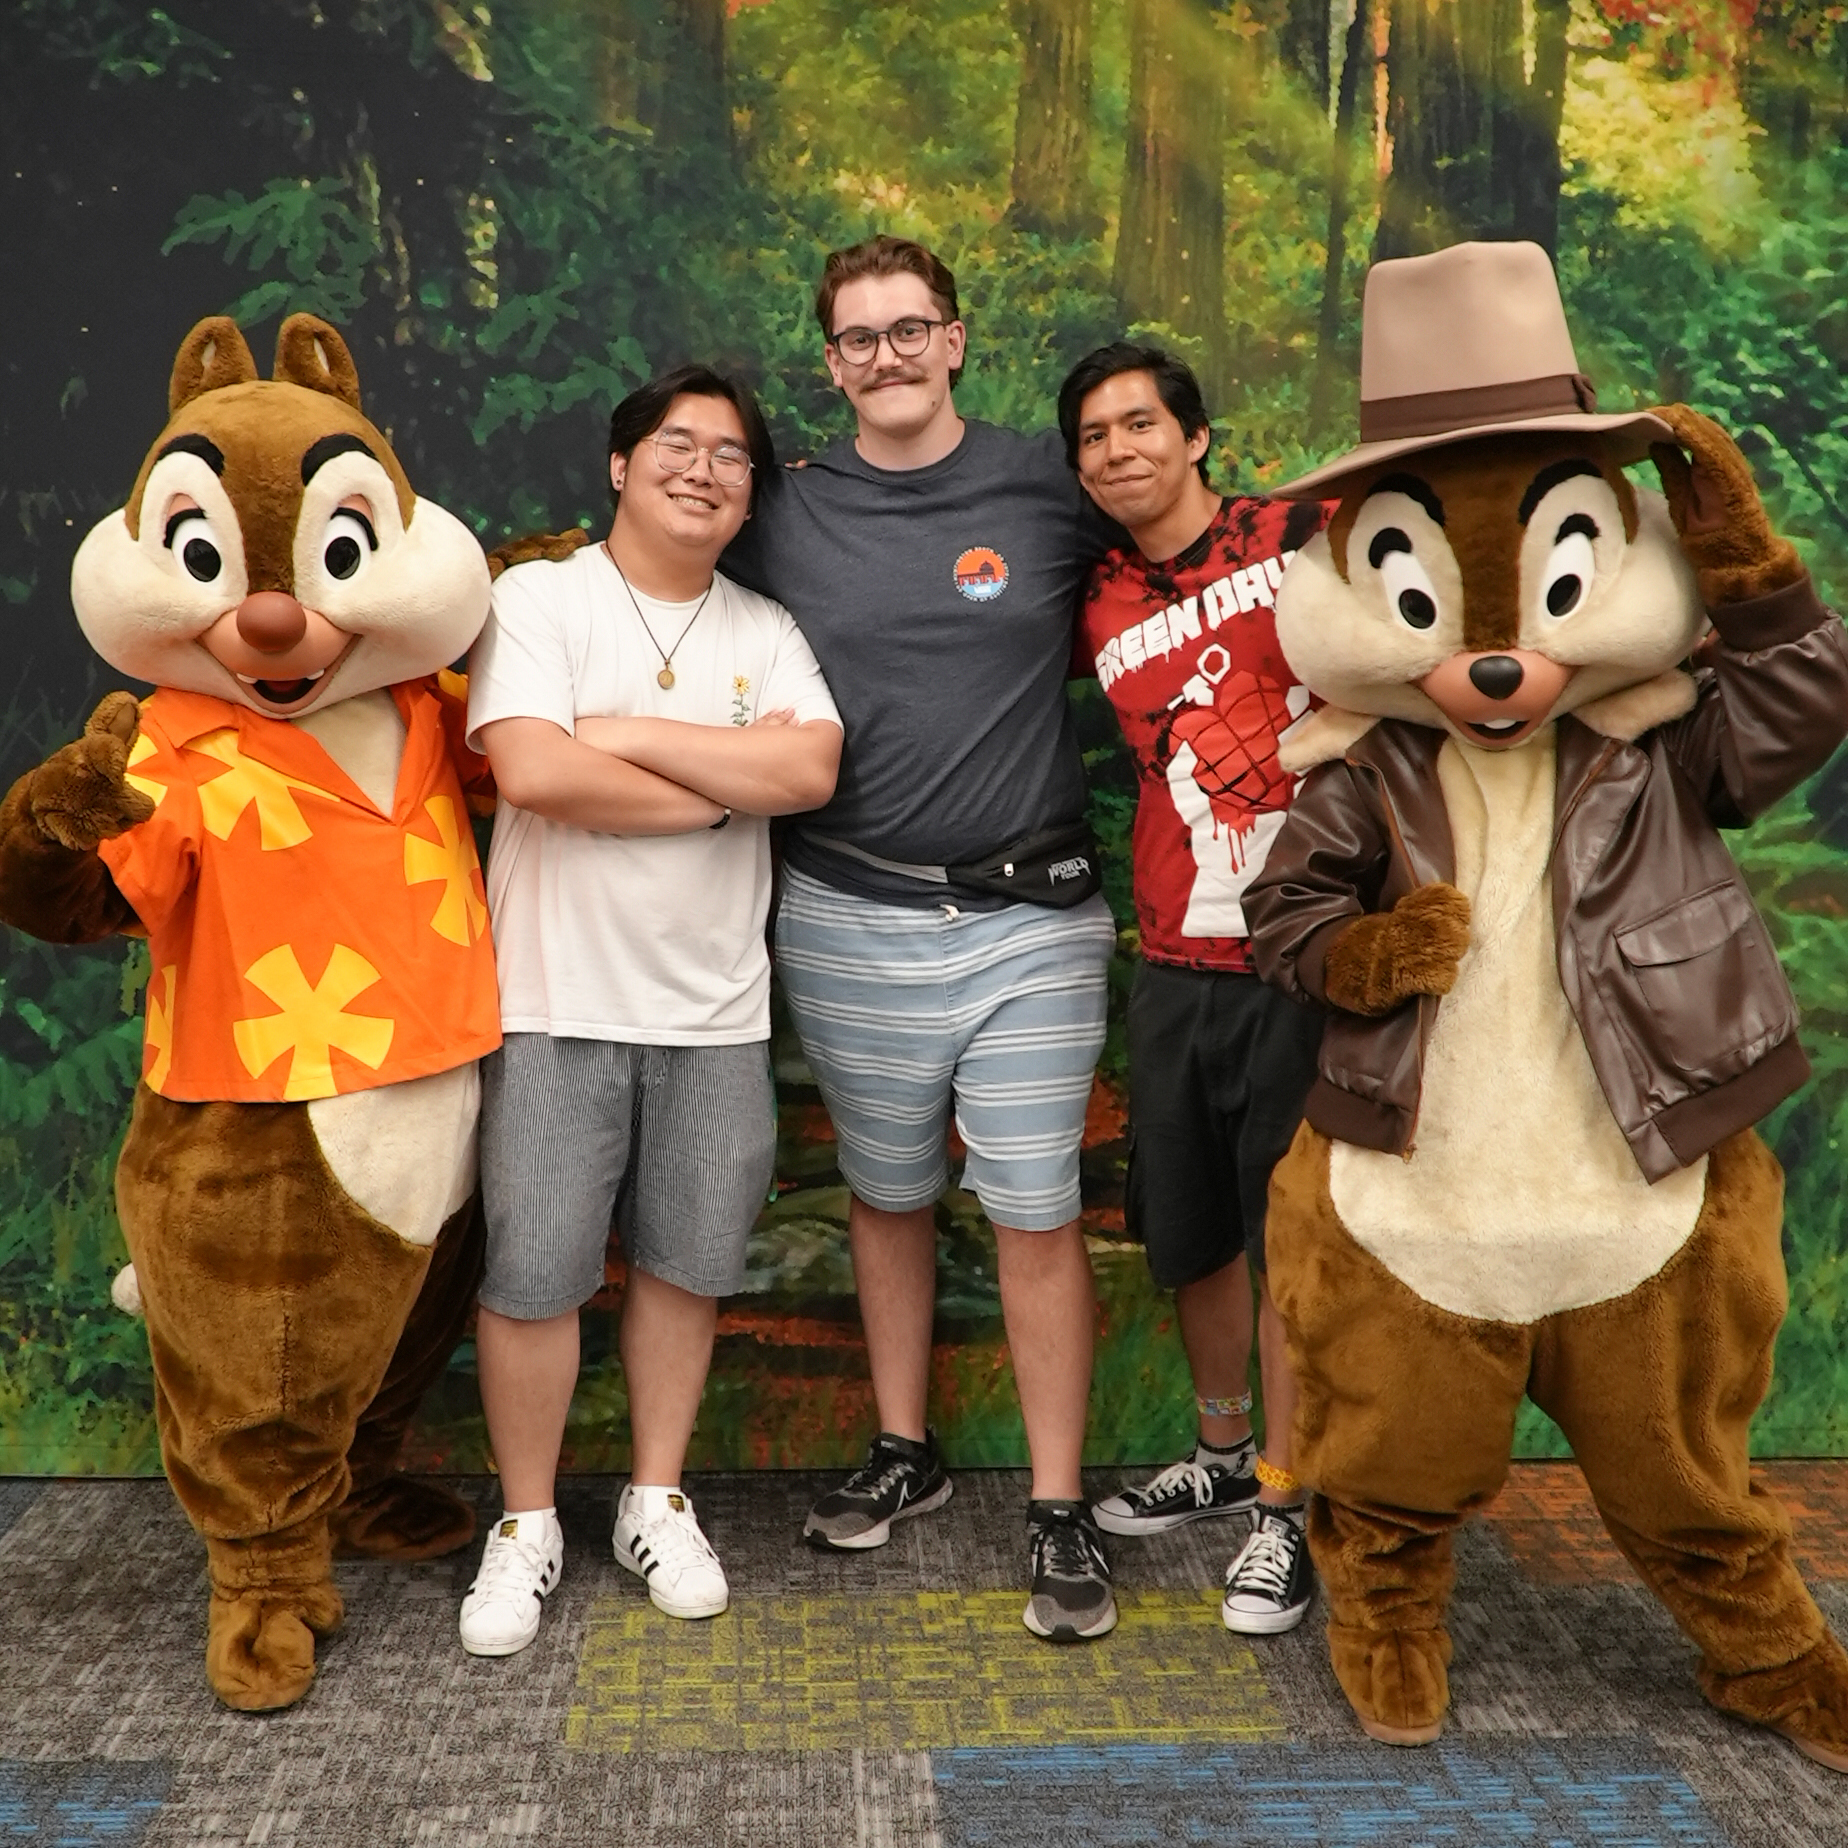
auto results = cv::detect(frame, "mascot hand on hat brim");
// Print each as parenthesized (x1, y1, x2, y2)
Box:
(1648, 403, 1803, 603)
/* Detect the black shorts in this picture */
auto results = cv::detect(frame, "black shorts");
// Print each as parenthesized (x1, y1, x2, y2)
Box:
(1124, 961, 1323, 1288)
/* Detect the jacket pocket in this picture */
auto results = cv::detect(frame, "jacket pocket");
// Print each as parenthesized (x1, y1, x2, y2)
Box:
(1613, 880, 1793, 1085)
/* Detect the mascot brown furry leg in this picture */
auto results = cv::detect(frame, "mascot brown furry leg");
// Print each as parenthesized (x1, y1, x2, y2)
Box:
(1271, 1124, 1848, 1764)
(331, 1198, 486, 1560)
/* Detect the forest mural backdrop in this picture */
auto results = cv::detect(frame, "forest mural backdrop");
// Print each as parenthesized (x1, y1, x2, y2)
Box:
(3, 0, 1846, 1474)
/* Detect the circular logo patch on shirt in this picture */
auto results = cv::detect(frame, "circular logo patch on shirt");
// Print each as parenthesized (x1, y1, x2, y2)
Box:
(953, 546, 1009, 602)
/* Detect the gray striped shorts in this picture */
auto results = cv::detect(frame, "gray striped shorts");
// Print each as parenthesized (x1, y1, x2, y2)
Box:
(478, 1034, 775, 1318)
(774, 867, 1115, 1232)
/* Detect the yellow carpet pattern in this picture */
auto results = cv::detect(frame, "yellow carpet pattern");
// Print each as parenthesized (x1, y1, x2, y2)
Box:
(565, 1588, 1286, 1753)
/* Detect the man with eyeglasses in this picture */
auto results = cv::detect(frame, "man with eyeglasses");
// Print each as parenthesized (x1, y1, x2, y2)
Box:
(458, 364, 842, 1658)
(724, 234, 1123, 1642)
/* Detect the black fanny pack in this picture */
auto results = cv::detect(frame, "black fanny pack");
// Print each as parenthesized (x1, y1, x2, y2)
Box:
(947, 822, 1102, 907)
(809, 820, 1103, 908)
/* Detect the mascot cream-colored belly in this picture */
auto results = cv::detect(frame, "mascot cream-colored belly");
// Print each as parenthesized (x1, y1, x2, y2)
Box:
(296, 689, 477, 1249)
(1329, 724, 1705, 1321)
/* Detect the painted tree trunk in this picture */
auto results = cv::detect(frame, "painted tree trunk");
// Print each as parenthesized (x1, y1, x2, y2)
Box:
(1277, 0, 1332, 109)
(1375, 0, 1566, 259)
(1311, 0, 1373, 432)
(640, 0, 734, 174)
(1114, 0, 1229, 384)
(1009, 0, 1096, 237)
(579, 0, 733, 172)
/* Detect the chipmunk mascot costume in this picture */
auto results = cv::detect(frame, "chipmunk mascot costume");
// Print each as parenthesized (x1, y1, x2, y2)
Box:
(0, 314, 500, 1711)
(1243, 242, 1848, 1770)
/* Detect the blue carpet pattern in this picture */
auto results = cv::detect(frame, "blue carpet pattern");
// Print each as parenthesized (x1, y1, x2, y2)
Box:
(0, 1761, 169, 1845)
(931, 1742, 1728, 1846)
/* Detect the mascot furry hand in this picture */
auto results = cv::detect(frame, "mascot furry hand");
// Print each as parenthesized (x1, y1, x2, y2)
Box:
(1244, 242, 1848, 1770)
(0, 314, 499, 1712)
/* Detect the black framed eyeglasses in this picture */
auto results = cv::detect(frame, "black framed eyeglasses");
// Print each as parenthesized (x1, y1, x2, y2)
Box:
(827, 318, 949, 365)
(652, 430, 754, 487)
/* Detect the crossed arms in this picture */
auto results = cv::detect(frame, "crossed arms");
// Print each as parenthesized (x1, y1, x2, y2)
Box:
(479, 710, 843, 835)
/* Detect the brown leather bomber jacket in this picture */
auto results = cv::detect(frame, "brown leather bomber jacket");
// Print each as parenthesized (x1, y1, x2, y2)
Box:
(1244, 577, 1848, 1183)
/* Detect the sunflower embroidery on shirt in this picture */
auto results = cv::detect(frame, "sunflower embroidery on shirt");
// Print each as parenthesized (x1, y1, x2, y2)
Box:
(732, 675, 751, 727)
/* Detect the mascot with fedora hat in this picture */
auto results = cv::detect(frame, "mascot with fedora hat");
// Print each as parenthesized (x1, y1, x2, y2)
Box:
(1244, 241, 1848, 1769)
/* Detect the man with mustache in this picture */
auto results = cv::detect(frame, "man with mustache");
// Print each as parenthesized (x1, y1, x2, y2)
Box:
(725, 235, 1121, 1641)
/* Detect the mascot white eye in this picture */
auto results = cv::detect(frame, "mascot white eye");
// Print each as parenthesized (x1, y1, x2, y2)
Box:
(165, 509, 225, 585)
(1368, 528, 1440, 632)
(1540, 513, 1598, 619)
(322, 508, 377, 582)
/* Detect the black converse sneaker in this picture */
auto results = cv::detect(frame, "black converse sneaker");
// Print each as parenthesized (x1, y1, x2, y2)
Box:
(1221, 1505, 1314, 1635)
(1023, 1501, 1117, 1642)
(803, 1430, 953, 1551)
(1091, 1438, 1259, 1536)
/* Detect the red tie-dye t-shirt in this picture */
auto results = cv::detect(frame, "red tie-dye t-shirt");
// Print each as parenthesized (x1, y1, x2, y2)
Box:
(1077, 496, 1332, 972)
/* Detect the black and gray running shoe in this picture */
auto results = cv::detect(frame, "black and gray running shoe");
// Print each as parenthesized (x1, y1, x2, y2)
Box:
(1023, 1500, 1117, 1642)
(803, 1430, 953, 1551)
(1091, 1441, 1259, 1536)
(1221, 1506, 1314, 1635)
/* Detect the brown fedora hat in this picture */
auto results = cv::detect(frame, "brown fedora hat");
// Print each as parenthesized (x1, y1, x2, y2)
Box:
(1277, 240, 1673, 498)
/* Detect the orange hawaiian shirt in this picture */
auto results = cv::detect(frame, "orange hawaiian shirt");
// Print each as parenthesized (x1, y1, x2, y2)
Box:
(99, 674, 502, 1103)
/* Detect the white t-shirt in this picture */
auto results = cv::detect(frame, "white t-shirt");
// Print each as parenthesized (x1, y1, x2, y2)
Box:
(467, 543, 840, 1044)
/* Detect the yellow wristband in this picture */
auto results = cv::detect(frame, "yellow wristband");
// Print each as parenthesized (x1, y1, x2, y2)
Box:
(1254, 1456, 1300, 1494)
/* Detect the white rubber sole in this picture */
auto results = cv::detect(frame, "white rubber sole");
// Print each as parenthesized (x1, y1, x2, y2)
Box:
(458, 1621, 542, 1658)
(613, 1537, 730, 1619)
(1023, 1597, 1119, 1642)
(804, 1474, 954, 1551)
(1221, 1595, 1312, 1636)
(1091, 1497, 1257, 1538)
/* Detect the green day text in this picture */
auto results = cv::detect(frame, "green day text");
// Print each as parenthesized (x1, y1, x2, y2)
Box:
(1093, 555, 1297, 696)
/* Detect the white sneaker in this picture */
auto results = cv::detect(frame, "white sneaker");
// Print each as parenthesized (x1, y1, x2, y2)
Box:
(458, 1509, 564, 1657)
(613, 1484, 730, 1619)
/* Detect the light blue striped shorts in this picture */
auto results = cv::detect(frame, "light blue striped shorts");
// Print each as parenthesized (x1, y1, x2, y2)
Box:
(774, 867, 1116, 1232)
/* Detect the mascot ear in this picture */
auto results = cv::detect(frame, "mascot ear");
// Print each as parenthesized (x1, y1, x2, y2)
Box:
(169, 317, 259, 413)
(272, 314, 363, 410)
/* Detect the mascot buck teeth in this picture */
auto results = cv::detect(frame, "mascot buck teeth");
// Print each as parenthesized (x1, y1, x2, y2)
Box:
(0, 314, 499, 1711)
(1244, 241, 1848, 1771)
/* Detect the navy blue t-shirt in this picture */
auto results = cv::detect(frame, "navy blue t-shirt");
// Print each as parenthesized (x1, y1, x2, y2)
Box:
(724, 420, 1116, 904)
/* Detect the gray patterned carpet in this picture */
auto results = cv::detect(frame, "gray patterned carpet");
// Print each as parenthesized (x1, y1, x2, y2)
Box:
(3, 1468, 1846, 1845)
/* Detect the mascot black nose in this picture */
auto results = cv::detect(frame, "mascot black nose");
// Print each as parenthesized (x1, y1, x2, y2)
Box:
(1468, 654, 1525, 700)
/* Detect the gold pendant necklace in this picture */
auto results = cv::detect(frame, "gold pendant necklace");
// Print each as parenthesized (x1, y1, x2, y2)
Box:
(605, 539, 713, 691)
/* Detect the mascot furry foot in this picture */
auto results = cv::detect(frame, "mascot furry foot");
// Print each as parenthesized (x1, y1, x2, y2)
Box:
(1706, 1635, 1848, 1775)
(205, 1529, 345, 1713)
(1247, 242, 1848, 1771)
(0, 313, 501, 1711)
(1331, 1632, 1450, 1747)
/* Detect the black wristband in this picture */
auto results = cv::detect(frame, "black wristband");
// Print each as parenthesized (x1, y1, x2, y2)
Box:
(709, 807, 732, 830)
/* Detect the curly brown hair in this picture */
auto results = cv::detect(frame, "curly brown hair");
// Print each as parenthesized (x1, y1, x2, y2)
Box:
(814, 234, 964, 389)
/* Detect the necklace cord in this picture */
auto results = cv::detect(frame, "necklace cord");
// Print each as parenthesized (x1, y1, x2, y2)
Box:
(604, 539, 715, 679)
